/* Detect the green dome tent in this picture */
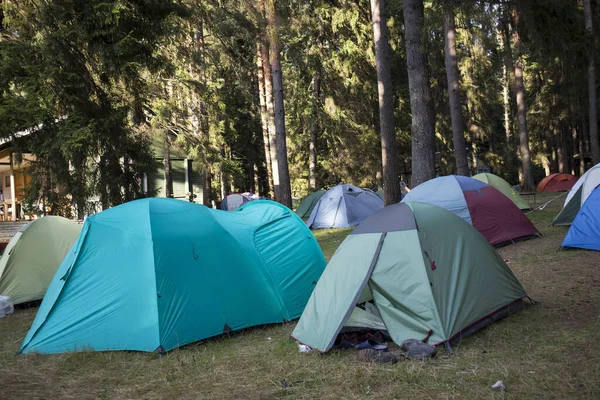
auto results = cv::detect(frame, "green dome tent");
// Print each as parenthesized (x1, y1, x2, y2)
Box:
(473, 173, 530, 210)
(292, 202, 528, 352)
(20, 198, 325, 354)
(295, 190, 326, 218)
(0, 216, 81, 305)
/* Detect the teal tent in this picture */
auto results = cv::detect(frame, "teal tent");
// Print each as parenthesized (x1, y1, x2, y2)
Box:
(20, 199, 325, 354)
(292, 202, 527, 352)
(295, 190, 326, 218)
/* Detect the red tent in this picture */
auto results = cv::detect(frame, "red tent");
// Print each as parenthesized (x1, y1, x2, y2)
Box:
(403, 176, 539, 247)
(537, 173, 577, 192)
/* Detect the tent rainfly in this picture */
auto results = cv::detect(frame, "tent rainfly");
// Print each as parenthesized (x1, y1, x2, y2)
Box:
(19, 199, 325, 354)
(295, 190, 326, 218)
(292, 202, 528, 352)
(0, 216, 81, 305)
(220, 193, 258, 211)
(402, 176, 539, 247)
(306, 184, 384, 229)
(561, 186, 600, 251)
(553, 163, 600, 225)
(537, 173, 577, 192)
(473, 173, 531, 210)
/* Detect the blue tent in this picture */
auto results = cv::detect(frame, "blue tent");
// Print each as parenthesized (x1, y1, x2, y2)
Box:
(19, 199, 325, 354)
(562, 185, 600, 251)
(306, 184, 384, 229)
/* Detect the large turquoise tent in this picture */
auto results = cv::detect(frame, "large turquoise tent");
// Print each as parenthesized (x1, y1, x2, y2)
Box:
(20, 199, 325, 354)
(292, 202, 528, 352)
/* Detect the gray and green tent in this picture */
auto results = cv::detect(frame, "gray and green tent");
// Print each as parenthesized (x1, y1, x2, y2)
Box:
(292, 202, 528, 352)
(295, 190, 326, 218)
(0, 216, 81, 304)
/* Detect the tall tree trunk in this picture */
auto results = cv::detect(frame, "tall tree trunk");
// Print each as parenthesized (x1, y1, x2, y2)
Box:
(265, 0, 292, 208)
(584, 0, 600, 164)
(556, 128, 564, 173)
(371, 0, 401, 204)
(513, 57, 534, 191)
(219, 144, 229, 200)
(259, 42, 280, 201)
(571, 122, 578, 176)
(403, 0, 436, 187)
(195, 26, 212, 207)
(499, 7, 515, 176)
(163, 130, 173, 198)
(579, 124, 586, 175)
(256, 44, 275, 198)
(309, 73, 320, 192)
(443, 5, 469, 176)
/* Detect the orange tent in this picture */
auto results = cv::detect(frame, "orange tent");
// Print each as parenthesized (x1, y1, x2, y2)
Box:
(537, 173, 577, 192)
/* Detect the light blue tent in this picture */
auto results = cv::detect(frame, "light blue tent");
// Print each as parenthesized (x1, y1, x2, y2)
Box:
(306, 184, 384, 229)
(19, 199, 325, 354)
(562, 186, 600, 251)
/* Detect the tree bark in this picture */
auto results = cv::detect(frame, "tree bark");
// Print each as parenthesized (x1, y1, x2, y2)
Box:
(403, 0, 436, 187)
(309, 73, 320, 192)
(514, 56, 534, 191)
(499, 7, 515, 175)
(584, 0, 600, 164)
(371, 0, 401, 204)
(219, 144, 229, 200)
(259, 42, 280, 201)
(265, 0, 292, 208)
(443, 5, 469, 176)
(256, 44, 275, 198)
(163, 130, 174, 198)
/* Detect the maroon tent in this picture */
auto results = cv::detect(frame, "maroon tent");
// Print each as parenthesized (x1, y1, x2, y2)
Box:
(403, 175, 539, 247)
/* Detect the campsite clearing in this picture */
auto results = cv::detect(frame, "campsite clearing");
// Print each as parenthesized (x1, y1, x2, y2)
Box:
(1, 193, 599, 399)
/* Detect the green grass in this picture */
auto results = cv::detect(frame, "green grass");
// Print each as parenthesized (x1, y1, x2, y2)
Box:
(1, 193, 599, 399)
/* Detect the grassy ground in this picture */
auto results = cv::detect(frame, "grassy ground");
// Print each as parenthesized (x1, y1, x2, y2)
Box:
(1, 193, 599, 399)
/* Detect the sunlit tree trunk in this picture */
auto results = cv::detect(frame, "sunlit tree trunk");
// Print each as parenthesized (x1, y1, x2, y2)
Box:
(309, 73, 320, 192)
(443, 5, 469, 176)
(163, 130, 174, 198)
(256, 44, 275, 198)
(499, 8, 515, 176)
(371, 0, 401, 204)
(584, 0, 599, 164)
(259, 42, 280, 201)
(265, 0, 292, 208)
(403, 0, 436, 187)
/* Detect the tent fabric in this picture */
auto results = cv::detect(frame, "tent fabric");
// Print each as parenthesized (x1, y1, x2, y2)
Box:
(19, 198, 325, 354)
(295, 190, 326, 218)
(306, 184, 384, 229)
(220, 193, 256, 211)
(292, 202, 528, 352)
(537, 173, 577, 192)
(0, 216, 81, 305)
(473, 173, 531, 210)
(402, 176, 539, 246)
(553, 164, 600, 225)
(562, 186, 600, 251)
